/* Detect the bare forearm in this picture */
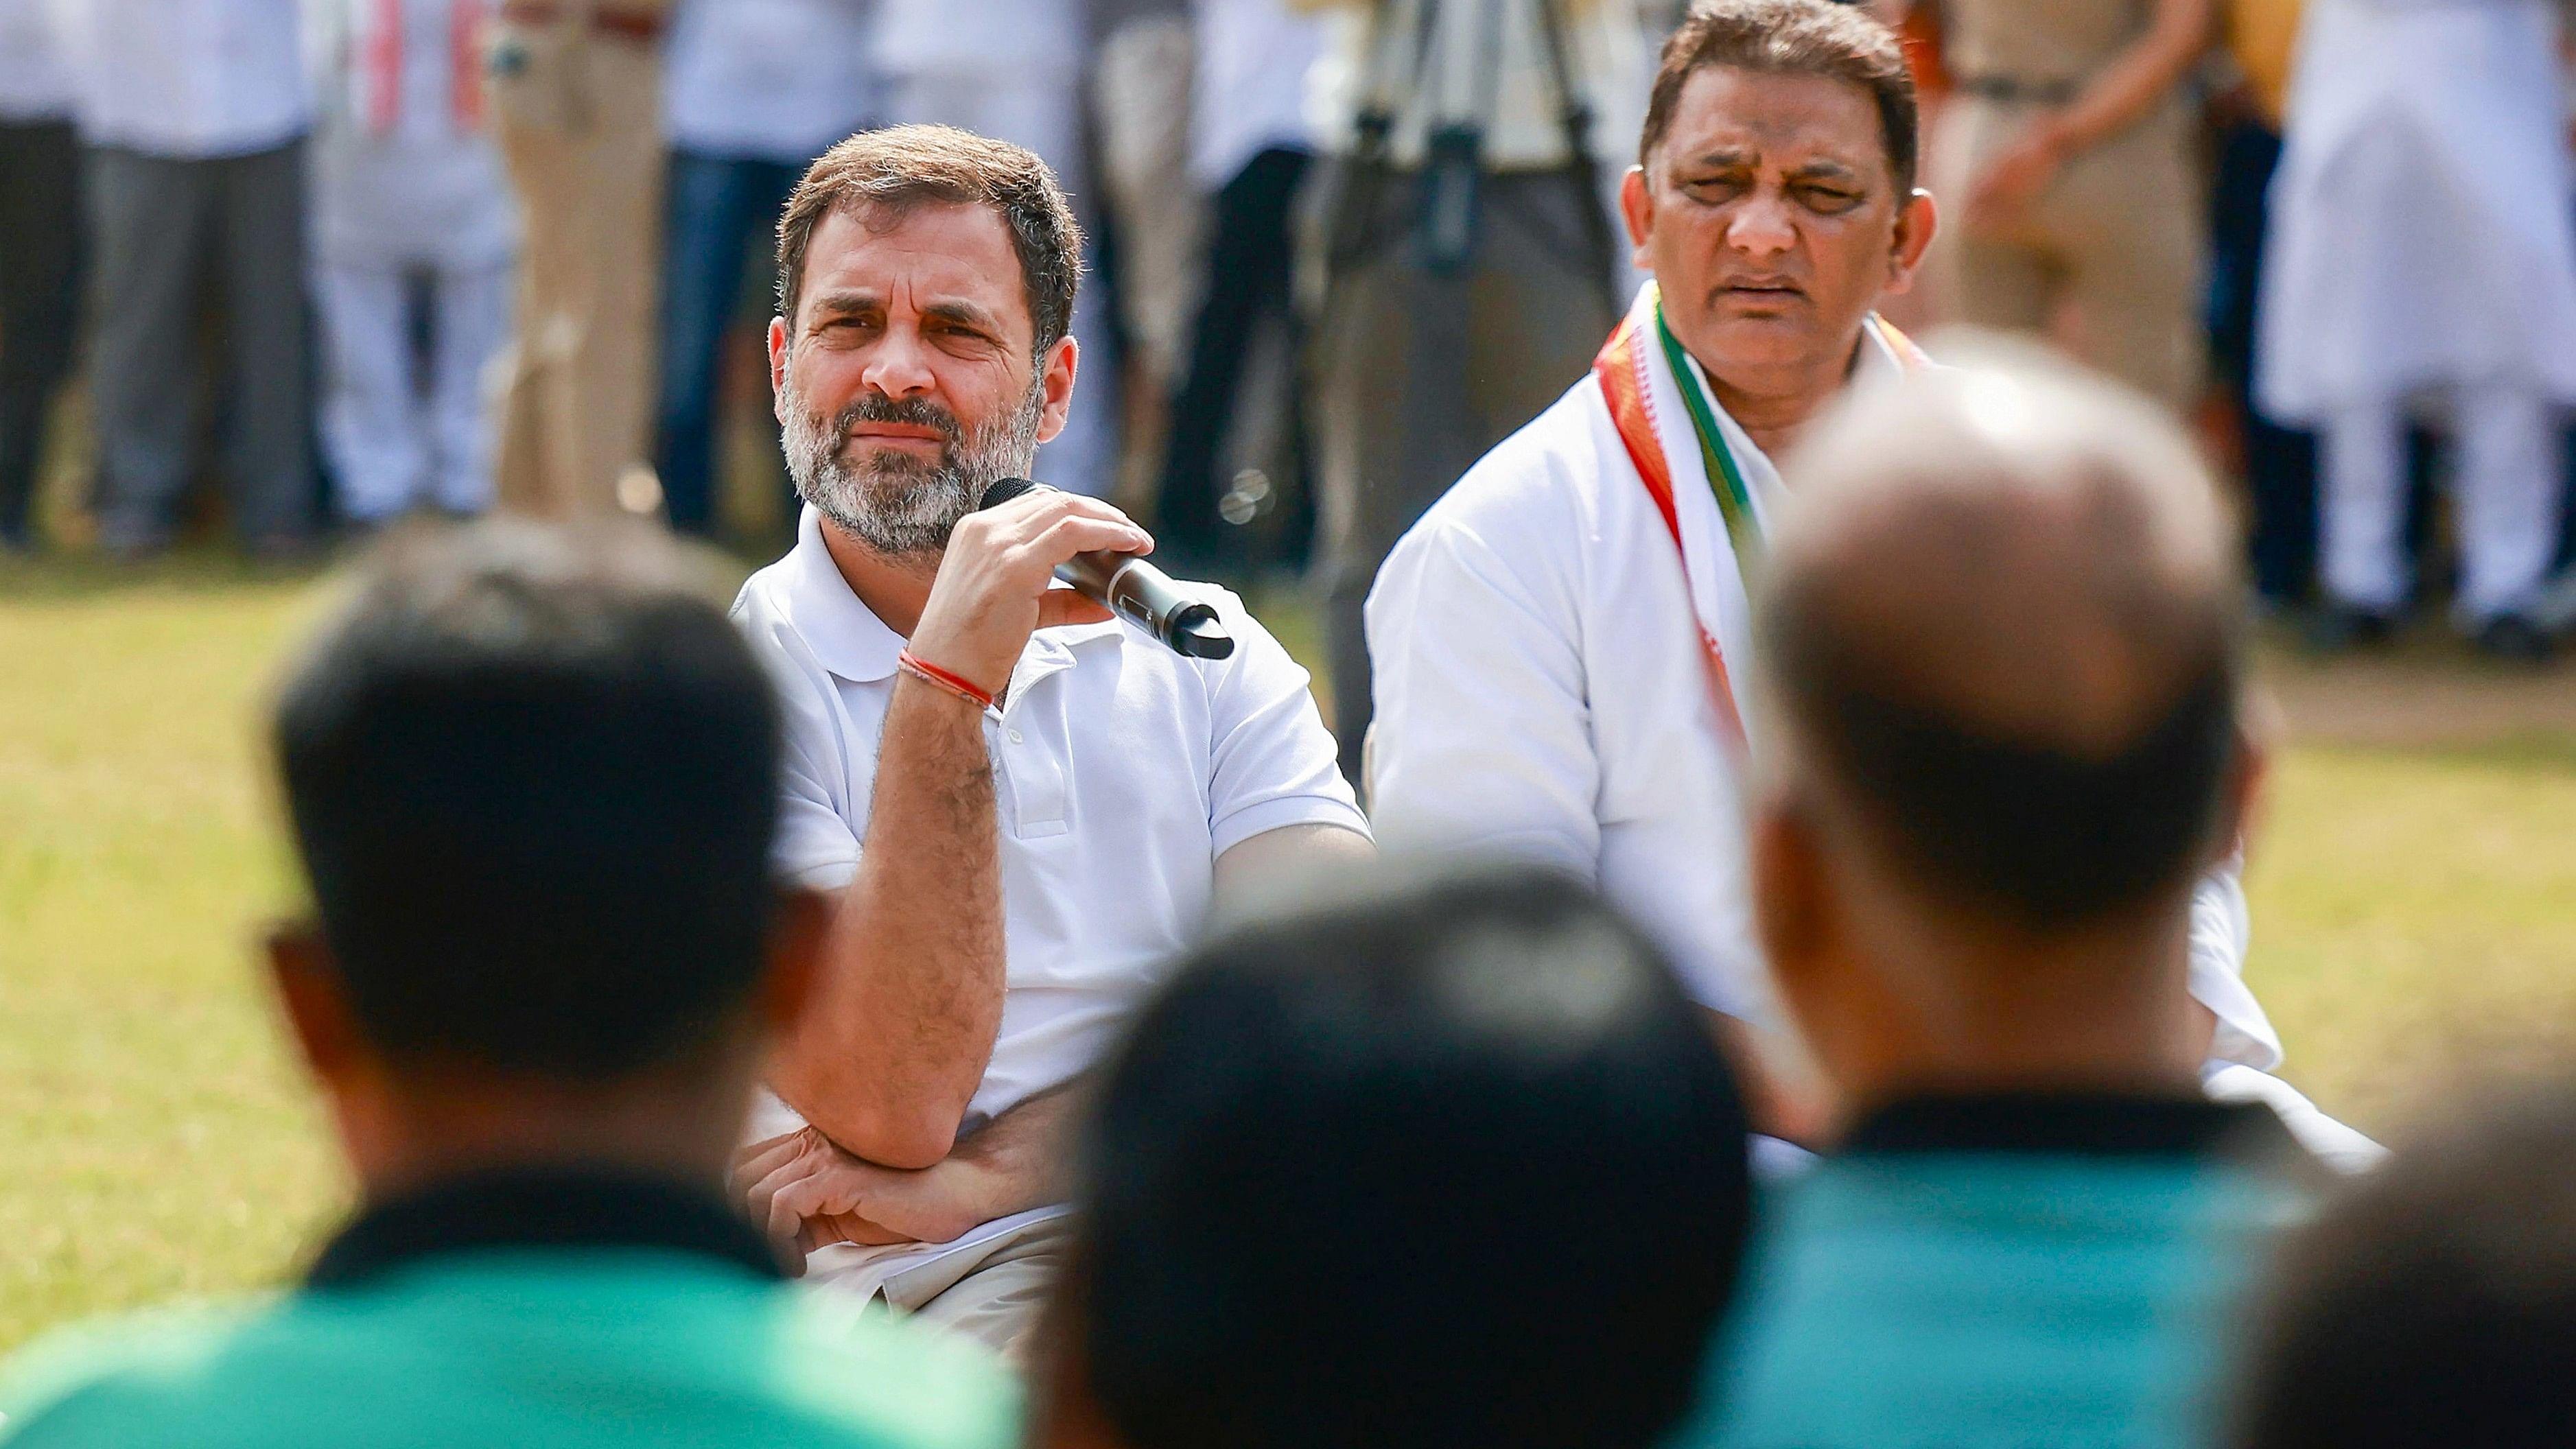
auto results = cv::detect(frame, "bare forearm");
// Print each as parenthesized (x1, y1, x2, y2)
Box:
(773, 677, 1006, 1167)
(2050, 0, 2212, 152)
(944, 1083, 1081, 1216)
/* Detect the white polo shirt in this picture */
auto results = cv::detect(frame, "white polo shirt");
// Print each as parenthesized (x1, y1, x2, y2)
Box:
(734, 506, 1368, 1133)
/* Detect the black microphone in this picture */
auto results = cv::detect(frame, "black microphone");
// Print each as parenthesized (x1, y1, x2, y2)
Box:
(977, 477, 1235, 659)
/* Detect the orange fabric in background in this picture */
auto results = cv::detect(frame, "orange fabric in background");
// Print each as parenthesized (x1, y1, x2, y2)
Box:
(1901, 1, 1949, 102)
(2228, 0, 2304, 127)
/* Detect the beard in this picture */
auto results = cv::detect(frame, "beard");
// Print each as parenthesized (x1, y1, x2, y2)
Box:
(782, 367, 1046, 558)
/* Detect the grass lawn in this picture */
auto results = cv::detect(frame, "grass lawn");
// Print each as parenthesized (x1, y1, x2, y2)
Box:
(3, 555, 2573, 1354)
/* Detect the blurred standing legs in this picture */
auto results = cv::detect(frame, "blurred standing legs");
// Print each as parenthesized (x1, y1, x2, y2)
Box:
(655, 152, 801, 536)
(318, 260, 513, 523)
(1157, 147, 1309, 570)
(86, 142, 314, 554)
(2323, 391, 2564, 628)
(2205, 117, 2316, 605)
(488, 14, 666, 521)
(0, 118, 80, 549)
(1312, 168, 1616, 782)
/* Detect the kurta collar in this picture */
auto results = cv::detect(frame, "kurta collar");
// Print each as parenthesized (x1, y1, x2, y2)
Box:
(307, 1164, 783, 1288)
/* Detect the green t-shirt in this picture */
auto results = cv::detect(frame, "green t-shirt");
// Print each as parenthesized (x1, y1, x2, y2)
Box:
(1683, 1093, 2320, 1449)
(0, 1168, 1018, 1449)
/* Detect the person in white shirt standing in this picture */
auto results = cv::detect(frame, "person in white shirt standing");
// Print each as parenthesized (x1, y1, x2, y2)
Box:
(0, 0, 79, 552)
(657, 0, 876, 539)
(871, 0, 1119, 499)
(2259, 0, 2576, 662)
(1367, 0, 2380, 1166)
(726, 126, 1371, 1358)
(70, 0, 316, 558)
(310, 0, 518, 528)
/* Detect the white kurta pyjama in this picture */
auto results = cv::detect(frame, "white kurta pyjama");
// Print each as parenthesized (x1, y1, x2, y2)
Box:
(2260, 0, 2576, 621)
(309, 0, 517, 521)
(1368, 290, 2382, 1170)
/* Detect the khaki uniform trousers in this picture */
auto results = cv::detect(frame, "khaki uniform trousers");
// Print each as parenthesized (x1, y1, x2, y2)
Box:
(1928, 97, 2204, 410)
(486, 5, 667, 519)
(812, 1212, 1071, 1367)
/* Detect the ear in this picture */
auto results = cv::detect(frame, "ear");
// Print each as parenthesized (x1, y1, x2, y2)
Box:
(758, 888, 833, 1043)
(268, 921, 364, 1086)
(1618, 164, 1654, 271)
(1034, 334, 1079, 446)
(769, 316, 793, 428)
(1882, 188, 1939, 297)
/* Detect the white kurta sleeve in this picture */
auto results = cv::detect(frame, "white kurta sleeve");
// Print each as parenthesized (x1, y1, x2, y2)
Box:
(1203, 596, 1372, 856)
(2188, 856, 2284, 1072)
(1365, 479, 1603, 881)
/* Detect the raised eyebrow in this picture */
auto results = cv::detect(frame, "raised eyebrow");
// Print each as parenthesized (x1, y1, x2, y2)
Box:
(805, 290, 882, 323)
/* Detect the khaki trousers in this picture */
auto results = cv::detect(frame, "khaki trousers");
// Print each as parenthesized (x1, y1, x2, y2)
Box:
(1928, 97, 2204, 410)
(867, 1212, 1072, 1365)
(487, 16, 665, 519)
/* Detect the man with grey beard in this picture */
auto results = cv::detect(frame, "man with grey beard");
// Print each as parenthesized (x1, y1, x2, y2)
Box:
(725, 126, 1372, 1360)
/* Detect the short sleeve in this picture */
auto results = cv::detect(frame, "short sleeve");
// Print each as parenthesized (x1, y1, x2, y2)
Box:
(1199, 596, 1370, 858)
(1364, 497, 1603, 878)
(772, 729, 860, 893)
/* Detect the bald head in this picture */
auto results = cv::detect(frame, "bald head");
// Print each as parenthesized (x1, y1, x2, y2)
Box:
(1757, 363, 2247, 932)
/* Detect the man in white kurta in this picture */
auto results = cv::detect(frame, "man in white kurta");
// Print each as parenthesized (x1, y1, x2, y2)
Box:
(1367, 0, 2377, 1166)
(2260, 0, 2576, 658)
(309, 0, 517, 524)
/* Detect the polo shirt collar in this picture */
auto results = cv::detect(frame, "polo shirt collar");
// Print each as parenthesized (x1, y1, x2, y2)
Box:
(306, 1163, 783, 1289)
(777, 506, 1132, 688)
(1842, 1089, 2306, 1164)
(780, 506, 904, 683)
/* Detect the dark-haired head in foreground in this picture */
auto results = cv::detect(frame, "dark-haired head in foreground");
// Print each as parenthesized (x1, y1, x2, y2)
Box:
(2234, 1084, 2576, 1449)
(0, 521, 1016, 1449)
(1042, 867, 1752, 1449)
(1674, 363, 2320, 1449)
(272, 520, 795, 1094)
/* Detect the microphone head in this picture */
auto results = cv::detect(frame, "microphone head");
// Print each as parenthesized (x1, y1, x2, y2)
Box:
(979, 477, 1041, 510)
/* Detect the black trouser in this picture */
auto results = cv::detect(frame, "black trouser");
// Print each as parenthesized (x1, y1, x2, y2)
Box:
(0, 120, 82, 546)
(87, 141, 315, 550)
(1156, 147, 1311, 569)
(2207, 119, 2319, 605)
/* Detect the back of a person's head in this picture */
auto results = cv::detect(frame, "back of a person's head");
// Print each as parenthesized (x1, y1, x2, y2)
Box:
(272, 521, 782, 1078)
(2234, 1085, 2576, 1448)
(1759, 359, 2248, 936)
(1059, 867, 1752, 1449)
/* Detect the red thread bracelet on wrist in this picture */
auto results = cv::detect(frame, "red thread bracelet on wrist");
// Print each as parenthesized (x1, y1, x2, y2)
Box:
(897, 648, 997, 711)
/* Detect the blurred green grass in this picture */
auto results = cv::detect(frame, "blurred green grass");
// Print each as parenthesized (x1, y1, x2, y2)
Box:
(2, 556, 2572, 1352)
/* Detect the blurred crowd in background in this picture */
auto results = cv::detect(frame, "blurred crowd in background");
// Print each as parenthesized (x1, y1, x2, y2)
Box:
(2, 0, 2575, 663)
